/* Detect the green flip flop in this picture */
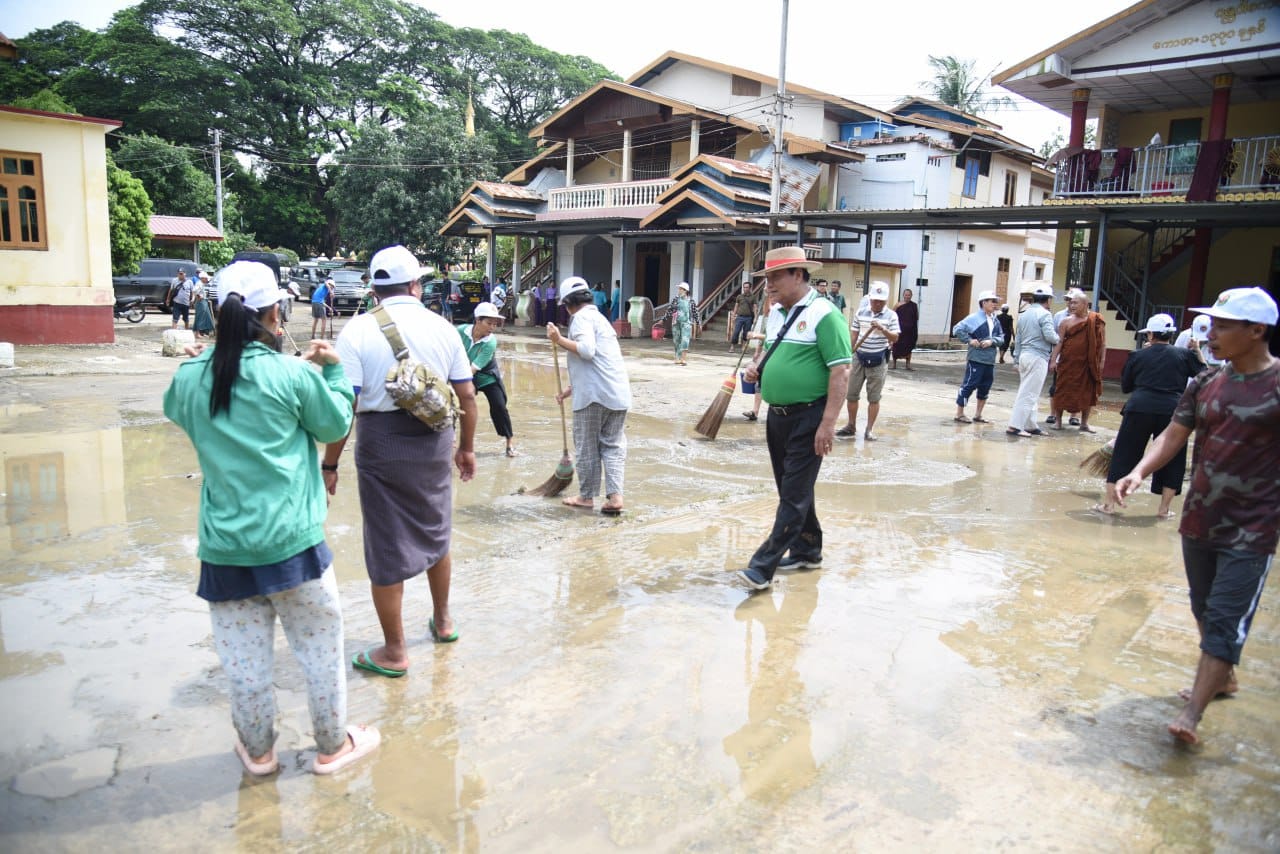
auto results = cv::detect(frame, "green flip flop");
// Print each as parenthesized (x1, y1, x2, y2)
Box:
(352, 648, 406, 678)
(429, 617, 459, 644)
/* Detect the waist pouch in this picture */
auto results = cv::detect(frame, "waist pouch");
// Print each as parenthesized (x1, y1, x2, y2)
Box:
(856, 349, 886, 368)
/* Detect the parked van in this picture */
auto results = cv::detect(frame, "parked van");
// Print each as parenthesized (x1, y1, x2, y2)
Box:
(111, 258, 200, 309)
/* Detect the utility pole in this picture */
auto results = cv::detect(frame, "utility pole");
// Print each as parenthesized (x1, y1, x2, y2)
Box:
(770, 0, 789, 215)
(212, 128, 224, 234)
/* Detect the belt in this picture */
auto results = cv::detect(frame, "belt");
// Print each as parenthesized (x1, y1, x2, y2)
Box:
(768, 397, 826, 417)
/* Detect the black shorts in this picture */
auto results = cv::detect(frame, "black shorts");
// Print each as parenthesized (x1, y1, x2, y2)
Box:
(1181, 537, 1273, 665)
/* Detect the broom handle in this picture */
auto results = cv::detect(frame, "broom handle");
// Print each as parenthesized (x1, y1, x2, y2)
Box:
(552, 341, 569, 452)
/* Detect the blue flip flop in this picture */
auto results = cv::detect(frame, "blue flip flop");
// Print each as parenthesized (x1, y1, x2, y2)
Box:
(352, 648, 406, 678)
(429, 617, 459, 644)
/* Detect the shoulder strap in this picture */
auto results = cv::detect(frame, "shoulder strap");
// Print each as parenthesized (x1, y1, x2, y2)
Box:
(757, 302, 808, 379)
(371, 304, 409, 359)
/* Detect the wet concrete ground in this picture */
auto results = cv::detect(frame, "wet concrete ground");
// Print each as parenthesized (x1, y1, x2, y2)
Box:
(0, 310, 1277, 851)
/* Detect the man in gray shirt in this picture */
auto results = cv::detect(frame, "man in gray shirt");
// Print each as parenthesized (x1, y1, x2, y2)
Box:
(1006, 284, 1060, 437)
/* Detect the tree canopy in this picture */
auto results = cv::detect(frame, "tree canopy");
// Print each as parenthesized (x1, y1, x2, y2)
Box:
(328, 111, 497, 266)
(105, 156, 154, 275)
(1, 1, 613, 256)
(921, 56, 1014, 116)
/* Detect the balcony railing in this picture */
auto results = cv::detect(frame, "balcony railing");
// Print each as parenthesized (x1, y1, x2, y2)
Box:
(1052, 134, 1280, 198)
(547, 179, 675, 212)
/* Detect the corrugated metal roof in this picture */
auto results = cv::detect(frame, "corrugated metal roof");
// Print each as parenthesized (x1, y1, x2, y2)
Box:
(476, 181, 544, 202)
(149, 215, 223, 241)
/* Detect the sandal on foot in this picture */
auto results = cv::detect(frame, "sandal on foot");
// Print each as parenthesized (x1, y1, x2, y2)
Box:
(743, 411, 758, 421)
(953, 415, 972, 424)
(835, 425, 856, 438)
(235, 741, 279, 776)
(601, 504, 624, 516)
(429, 617, 459, 644)
(312, 725, 381, 775)
(973, 416, 990, 423)
(352, 648, 406, 678)
(1006, 428, 1032, 437)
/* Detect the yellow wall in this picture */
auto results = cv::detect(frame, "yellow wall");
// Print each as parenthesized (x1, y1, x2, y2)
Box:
(575, 152, 619, 185)
(1113, 98, 1280, 147)
(0, 112, 114, 308)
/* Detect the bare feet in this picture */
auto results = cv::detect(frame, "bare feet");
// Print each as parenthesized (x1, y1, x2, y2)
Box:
(1168, 706, 1202, 744)
(562, 496, 594, 509)
(1177, 672, 1238, 702)
(1091, 503, 1117, 515)
(1079, 424, 1097, 433)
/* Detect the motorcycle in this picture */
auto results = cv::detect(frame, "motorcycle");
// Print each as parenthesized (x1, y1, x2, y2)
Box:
(113, 296, 146, 323)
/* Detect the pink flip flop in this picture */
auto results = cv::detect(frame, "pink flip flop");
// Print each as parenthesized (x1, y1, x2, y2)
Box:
(235, 741, 279, 776)
(312, 724, 381, 775)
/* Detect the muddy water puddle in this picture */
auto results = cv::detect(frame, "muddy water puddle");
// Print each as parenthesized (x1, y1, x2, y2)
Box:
(0, 343, 1277, 851)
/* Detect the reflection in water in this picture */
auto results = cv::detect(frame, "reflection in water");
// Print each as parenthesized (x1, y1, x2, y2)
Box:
(372, 654, 484, 851)
(723, 581, 819, 803)
(0, 428, 126, 561)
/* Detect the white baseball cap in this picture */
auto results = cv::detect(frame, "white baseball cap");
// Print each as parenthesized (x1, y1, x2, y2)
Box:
(473, 301, 502, 319)
(369, 245, 428, 286)
(977, 290, 998, 303)
(218, 261, 280, 310)
(678, 282, 690, 292)
(558, 276, 591, 304)
(1031, 284, 1054, 299)
(1190, 314, 1211, 341)
(1142, 313, 1177, 334)
(868, 281, 890, 301)
(1191, 286, 1278, 325)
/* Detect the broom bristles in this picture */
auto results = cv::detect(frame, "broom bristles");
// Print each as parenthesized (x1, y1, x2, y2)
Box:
(527, 452, 574, 496)
(694, 377, 737, 440)
(1079, 440, 1115, 477)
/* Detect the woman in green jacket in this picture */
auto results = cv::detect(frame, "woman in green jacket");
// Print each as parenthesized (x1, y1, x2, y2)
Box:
(164, 261, 379, 777)
(459, 301, 516, 456)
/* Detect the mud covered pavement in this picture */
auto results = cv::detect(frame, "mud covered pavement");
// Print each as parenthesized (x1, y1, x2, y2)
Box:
(1, 312, 1277, 851)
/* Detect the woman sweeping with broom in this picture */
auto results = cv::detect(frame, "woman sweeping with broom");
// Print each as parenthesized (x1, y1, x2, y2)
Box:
(545, 276, 632, 515)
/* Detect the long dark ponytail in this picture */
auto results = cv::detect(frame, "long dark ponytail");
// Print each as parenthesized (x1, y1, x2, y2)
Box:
(209, 294, 279, 417)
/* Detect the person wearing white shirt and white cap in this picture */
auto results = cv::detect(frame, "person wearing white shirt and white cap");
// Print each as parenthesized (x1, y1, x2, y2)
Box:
(326, 245, 479, 674)
(1006, 284, 1059, 437)
(1175, 314, 1223, 368)
(837, 280, 899, 441)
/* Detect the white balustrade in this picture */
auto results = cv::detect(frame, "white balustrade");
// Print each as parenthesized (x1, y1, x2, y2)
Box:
(547, 179, 675, 212)
(1052, 134, 1280, 198)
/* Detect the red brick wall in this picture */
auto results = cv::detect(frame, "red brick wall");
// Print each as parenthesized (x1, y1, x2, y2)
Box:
(0, 305, 115, 344)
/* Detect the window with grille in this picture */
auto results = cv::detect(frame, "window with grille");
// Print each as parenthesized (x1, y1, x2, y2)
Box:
(0, 152, 47, 250)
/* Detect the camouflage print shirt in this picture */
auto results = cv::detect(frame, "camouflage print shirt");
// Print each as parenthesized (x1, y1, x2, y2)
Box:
(1173, 359, 1280, 553)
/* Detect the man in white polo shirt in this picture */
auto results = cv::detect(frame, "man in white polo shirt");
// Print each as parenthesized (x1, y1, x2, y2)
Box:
(323, 245, 478, 678)
(838, 281, 899, 441)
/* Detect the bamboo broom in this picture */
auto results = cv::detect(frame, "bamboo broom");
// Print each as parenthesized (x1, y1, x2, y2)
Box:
(1079, 438, 1115, 478)
(694, 344, 753, 440)
(526, 341, 575, 496)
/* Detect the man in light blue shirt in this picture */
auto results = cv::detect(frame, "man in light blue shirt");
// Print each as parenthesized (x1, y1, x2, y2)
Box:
(1007, 285, 1061, 436)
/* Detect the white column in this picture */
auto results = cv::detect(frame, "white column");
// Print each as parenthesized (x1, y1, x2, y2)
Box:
(486, 231, 497, 284)
(512, 235, 522, 291)
(670, 241, 689, 298)
(622, 130, 632, 182)
(692, 241, 705, 296)
(689, 119, 700, 161)
(566, 138, 575, 187)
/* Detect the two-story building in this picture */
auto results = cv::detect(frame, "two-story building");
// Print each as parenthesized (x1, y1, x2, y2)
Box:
(442, 52, 1054, 342)
(994, 0, 1280, 362)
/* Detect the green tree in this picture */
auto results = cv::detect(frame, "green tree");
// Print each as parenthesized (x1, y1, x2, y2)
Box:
(8, 89, 77, 113)
(921, 56, 1015, 115)
(1037, 125, 1098, 160)
(328, 111, 496, 267)
(106, 155, 154, 276)
(0, 22, 100, 106)
(114, 133, 217, 219)
(197, 230, 257, 269)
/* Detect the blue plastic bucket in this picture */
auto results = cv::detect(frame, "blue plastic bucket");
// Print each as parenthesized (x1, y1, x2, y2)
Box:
(740, 372, 757, 394)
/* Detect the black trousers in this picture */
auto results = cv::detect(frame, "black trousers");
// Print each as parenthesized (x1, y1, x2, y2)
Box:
(749, 401, 826, 579)
(478, 380, 513, 439)
(1106, 408, 1186, 493)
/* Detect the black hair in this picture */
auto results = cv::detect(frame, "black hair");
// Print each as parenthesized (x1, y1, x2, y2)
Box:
(1032, 294, 1051, 304)
(373, 283, 413, 298)
(209, 294, 279, 417)
(563, 290, 593, 308)
(1151, 331, 1174, 342)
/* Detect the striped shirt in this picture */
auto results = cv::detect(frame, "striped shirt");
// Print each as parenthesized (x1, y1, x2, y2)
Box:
(851, 305, 900, 352)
